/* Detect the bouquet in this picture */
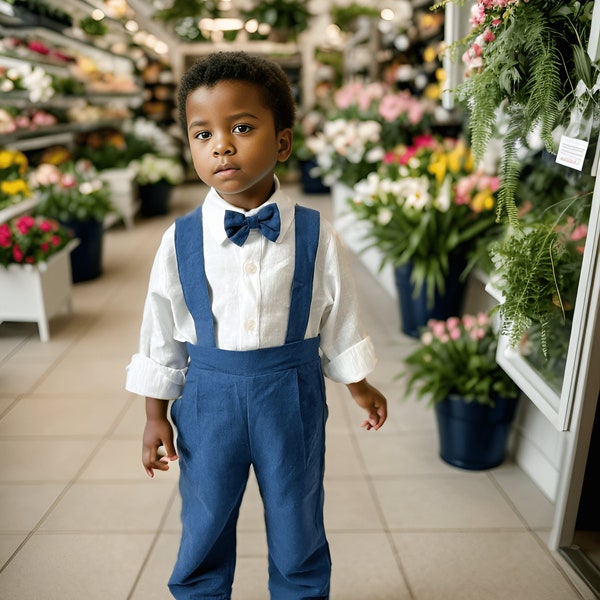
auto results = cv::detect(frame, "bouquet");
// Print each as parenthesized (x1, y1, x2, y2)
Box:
(401, 312, 519, 406)
(348, 135, 497, 304)
(31, 160, 114, 222)
(0, 214, 73, 266)
(0, 148, 32, 210)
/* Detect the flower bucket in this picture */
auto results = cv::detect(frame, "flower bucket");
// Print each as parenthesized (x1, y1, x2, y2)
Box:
(62, 219, 104, 283)
(300, 159, 330, 195)
(434, 394, 519, 470)
(139, 181, 172, 217)
(0, 239, 78, 341)
(394, 257, 467, 338)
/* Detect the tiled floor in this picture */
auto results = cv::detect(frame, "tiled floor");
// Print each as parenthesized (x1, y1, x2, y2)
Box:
(0, 183, 595, 599)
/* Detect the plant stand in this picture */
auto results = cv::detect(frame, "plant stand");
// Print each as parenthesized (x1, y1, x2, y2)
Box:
(100, 165, 138, 229)
(0, 239, 79, 341)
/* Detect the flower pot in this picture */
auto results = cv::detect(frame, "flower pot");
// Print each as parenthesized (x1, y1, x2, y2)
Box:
(299, 159, 330, 194)
(62, 219, 104, 283)
(139, 181, 172, 217)
(0, 239, 78, 341)
(394, 257, 467, 338)
(434, 394, 519, 470)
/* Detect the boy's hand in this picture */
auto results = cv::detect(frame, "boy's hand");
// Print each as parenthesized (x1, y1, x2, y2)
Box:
(142, 417, 178, 477)
(346, 379, 388, 431)
(143, 397, 178, 478)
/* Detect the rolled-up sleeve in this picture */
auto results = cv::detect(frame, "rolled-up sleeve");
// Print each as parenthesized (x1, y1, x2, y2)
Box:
(317, 222, 378, 384)
(125, 227, 190, 400)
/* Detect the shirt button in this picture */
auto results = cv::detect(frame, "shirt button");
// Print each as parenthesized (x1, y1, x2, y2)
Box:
(245, 319, 256, 332)
(244, 262, 257, 274)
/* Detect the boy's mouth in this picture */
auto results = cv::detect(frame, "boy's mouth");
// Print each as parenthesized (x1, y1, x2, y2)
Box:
(214, 163, 238, 176)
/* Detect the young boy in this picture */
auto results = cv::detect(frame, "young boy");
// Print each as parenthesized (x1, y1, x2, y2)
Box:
(126, 51, 387, 600)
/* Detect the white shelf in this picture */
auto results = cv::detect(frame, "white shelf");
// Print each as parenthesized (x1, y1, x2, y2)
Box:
(0, 199, 38, 224)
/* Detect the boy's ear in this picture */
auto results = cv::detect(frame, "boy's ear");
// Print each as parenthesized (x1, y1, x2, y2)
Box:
(277, 128, 293, 162)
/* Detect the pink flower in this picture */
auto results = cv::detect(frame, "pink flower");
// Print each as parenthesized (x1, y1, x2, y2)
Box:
(570, 224, 587, 242)
(40, 242, 50, 253)
(50, 235, 62, 246)
(12, 244, 23, 262)
(462, 315, 476, 330)
(15, 215, 35, 234)
(430, 320, 447, 338)
(482, 29, 495, 43)
(446, 317, 461, 331)
(449, 328, 462, 341)
(38, 220, 53, 232)
(476, 312, 489, 326)
(0, 223, 12, 247)
(33, 163, 61, 186)
(61, 173, 77, 188)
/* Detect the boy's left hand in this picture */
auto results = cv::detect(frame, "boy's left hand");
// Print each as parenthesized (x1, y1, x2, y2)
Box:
(347, 379, 388, 430)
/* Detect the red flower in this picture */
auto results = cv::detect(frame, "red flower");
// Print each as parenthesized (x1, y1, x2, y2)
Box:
(40, 242, 50, 253)
(38, 220, 53, 232)
(12, 244, 24, 262)
(15, 215, 35, 234)
(0, 223, 12, 247)
(50, 235, 62, 246)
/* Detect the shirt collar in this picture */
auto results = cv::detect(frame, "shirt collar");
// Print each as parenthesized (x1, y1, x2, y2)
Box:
(203, 177, 295, 246)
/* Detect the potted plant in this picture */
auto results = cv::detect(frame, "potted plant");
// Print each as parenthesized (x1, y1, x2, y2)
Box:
(134, 153, 185, 217)
(75, 126, 156, 228)
(0, 214, 77, 341)
(31, 159, 114, 282)
(439, 0, 600, 225)
(400, 312, 520, 469)
(347, 135, 498, 336)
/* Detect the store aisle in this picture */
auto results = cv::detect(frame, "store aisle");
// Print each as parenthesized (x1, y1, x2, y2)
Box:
(0, 183, 593, 600)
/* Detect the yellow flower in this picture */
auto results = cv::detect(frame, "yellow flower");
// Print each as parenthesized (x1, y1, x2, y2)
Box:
(447, 141, 471, 174)
(0, 149, 29, 174)
(471, 189, 494, 213)
(428, 152, 447, 184)
(1, 179, 31, 197)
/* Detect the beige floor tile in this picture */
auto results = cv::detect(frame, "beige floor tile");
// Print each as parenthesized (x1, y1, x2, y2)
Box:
(0, 483, 64, 531)
(393, 531, 583, 600)
(34, 356, 131, 395)
(0, 533, 27, 566)
(231, 556, 270, 599)
(0, 394, 128, 437)
(0, 395, 15, 414)
(112, 394, 145, 437)
(40, 482, 176, 532)
(355, 430, 464, 477)
(0, 439, 98, 482)
(0, 359, 54, 395)
(329, 532, 410, 599)
(325, 478, 384, 532)
(490, 463, 555, 530)
(373, 475, 525, 530)
(325, 430, 364, 478)
(78, 438, 179, 482)
(0, 532, 155, 600)
(129, 532, 179, 600)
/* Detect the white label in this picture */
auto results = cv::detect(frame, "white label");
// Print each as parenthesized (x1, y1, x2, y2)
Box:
(555, 135, 589, 171)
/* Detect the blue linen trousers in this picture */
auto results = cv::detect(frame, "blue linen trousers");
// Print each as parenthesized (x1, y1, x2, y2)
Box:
(168, 205, 331, 599)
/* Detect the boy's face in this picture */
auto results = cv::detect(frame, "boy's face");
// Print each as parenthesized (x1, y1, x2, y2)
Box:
(185, 80, 292, 210)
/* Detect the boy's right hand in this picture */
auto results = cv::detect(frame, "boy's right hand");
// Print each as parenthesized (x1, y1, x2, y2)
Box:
(142, 417, 178, 478)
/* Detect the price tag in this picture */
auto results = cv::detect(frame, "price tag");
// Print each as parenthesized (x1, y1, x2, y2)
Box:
(555, 136, 589, 171)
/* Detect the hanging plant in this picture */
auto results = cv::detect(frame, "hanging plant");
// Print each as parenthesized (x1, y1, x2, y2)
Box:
(438, 0, 600, 225)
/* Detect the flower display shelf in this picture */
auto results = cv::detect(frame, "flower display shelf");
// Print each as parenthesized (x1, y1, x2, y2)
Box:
(0, 238, 79, 342)
(0, 199, 38, 224)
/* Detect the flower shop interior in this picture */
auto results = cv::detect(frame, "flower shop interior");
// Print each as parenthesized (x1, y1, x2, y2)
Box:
(1, 0, 600, 598)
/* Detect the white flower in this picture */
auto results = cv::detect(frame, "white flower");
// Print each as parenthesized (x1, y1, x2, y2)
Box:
(434, 177, 452, 212)
(377, 207, 393, 225)
(399, 177, 431, 211)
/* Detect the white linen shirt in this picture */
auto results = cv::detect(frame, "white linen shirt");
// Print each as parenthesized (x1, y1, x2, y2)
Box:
(125, 180, 377, 400)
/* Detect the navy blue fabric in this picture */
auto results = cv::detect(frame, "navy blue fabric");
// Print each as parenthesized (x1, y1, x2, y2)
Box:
(224, 203, 281, 246)
(170, 203, 330, 600)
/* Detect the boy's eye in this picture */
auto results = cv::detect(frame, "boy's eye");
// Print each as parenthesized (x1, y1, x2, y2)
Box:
(195, 131, 211, 140)
(233, 124, 252, 134)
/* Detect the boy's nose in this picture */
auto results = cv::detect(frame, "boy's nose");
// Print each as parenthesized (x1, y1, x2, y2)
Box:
(212, 139, 234, 156)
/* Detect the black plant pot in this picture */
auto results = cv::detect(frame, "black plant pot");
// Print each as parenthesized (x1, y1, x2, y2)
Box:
(139, 181, 172, 217)
(299, 159, 330, 195)
(62, 219, 104, 283)
(434, 394, 519, 470)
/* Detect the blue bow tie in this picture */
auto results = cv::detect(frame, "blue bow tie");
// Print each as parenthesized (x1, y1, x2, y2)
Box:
(224, 204, 281, 246)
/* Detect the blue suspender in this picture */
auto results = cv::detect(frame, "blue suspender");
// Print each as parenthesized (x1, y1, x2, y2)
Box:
(174, 203, 320, 348)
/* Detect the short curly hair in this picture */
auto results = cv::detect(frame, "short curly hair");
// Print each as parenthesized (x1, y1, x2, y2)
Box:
(177, 51, 296, 137)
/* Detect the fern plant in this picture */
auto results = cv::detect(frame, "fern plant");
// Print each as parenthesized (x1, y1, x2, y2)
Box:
(438, 0, 599, 226)
(491, 163, 593, 356)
